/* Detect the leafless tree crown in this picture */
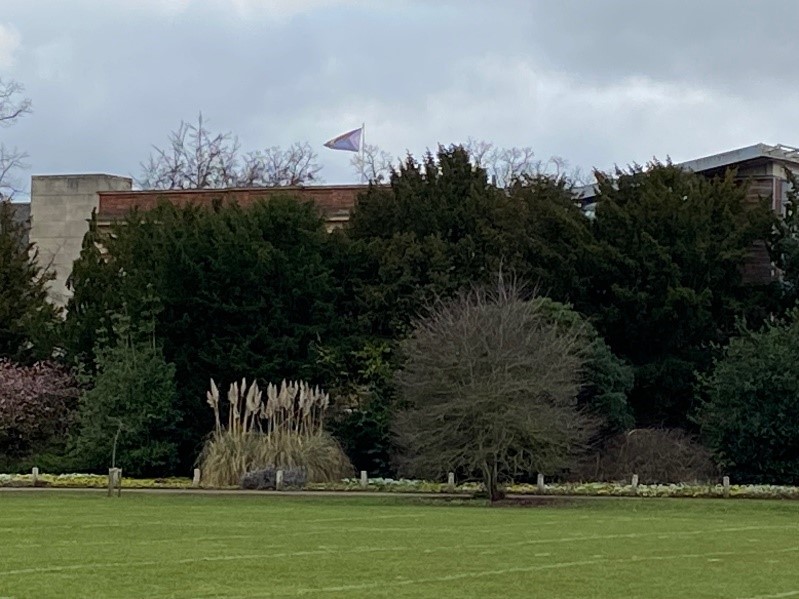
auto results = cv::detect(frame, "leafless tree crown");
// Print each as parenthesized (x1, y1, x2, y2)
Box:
(463, 138, 585, 187)
(138, 113, 322, 190)
(239, 142, 322, 187)
(393, 279, 597, 499)
(350, 143, 395, 183)
(0, 78, 32, 199)
(349, 138, 586, 188)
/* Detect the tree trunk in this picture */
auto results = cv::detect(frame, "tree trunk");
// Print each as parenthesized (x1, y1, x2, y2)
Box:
(483, 460, 505, 503)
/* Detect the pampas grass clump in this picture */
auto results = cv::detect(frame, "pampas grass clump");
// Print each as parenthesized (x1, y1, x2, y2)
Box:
(198, 378, 353, 487)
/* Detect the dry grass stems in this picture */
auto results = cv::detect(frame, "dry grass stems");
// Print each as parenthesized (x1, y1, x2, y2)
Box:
(198, 378, 353, 487)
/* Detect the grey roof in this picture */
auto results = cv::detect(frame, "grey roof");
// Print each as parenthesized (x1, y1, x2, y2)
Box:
(575, 142, 799, 202)
(678, 143, 799, 173)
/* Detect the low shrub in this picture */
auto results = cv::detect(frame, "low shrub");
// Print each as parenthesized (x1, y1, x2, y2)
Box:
(574, 428, 716, 484)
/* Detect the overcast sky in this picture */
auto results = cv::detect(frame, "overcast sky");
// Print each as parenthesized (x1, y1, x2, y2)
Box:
(2, 0, 798, 193)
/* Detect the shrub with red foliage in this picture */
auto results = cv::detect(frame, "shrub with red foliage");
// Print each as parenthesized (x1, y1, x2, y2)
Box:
(0, 359, 80, 458)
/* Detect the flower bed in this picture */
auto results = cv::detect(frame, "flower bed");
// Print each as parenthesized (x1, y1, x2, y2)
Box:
(510, 481, 799, 499)
(0, 473, 192, 489)
(309, 478, 799, 499)
(2, 473, 798, 499)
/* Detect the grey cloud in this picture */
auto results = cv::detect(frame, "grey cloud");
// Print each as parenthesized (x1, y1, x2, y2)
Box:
(1, 0, 798, 190)
(526, 0, 799, 92)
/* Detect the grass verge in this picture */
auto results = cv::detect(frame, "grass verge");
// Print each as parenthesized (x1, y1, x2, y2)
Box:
(0, 493, 798, 598)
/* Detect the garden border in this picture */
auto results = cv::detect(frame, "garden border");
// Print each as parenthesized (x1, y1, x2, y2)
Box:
(3, 472, 799, 501)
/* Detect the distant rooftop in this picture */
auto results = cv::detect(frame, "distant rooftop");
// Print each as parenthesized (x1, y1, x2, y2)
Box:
(678, 143, 799, 174)
(576, 142, 799, 202)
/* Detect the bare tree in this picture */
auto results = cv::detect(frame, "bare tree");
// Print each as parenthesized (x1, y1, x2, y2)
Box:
(462, 138, 493, 168)
(393, 279, 598, 501)
(138, 113, 239, 189)
(463, 138, 586, 187)
(0, 78, 32, 199)
(346, 139, 586, 187)
(138, 113, 321, 189)
(239, 142, 322, 187)
(350, 143, 395, 183)
(464, 138, 536, 187)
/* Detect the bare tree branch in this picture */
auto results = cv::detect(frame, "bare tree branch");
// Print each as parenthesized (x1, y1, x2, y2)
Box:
(0, 146, 29, 199)
(0, 78, 32, 199)
(393, 278, 598, 501)
(0, 79, 31, 127)
(463, 138, 586, 187)
(138, 113, 322, 189)
(348, 139, 586, 188)
(463, 138, 493, 168)
(137, 113, 240, 189)
(239, 142, 322, 187)
(350, 143, 395, 183)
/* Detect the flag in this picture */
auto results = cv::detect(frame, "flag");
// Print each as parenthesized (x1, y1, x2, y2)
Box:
(324, 127, 362, 152)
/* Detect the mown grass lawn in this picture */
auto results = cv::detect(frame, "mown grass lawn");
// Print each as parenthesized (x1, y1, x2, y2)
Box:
(0, 492, 797, 599)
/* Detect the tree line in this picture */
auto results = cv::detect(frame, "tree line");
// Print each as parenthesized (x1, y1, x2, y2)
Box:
(3, 140, 799, 488)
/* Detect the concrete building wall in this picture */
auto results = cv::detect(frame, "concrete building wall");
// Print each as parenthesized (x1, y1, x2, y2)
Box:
(30, 174, 132, 306)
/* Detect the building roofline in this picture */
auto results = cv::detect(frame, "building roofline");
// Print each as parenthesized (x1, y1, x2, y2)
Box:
(98, 183, 374, 196)
(575, 142, 799, 201)
(32, 173, 133, 180)
(676, 143, 799, 173)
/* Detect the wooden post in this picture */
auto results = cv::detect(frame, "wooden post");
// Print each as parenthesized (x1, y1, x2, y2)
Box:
(192, 468, 201, 488)
(722, 476, 730, 498)
(447, 472, 455, 492)
(631, 474, 639, 494)
(537, 473, 545, 494)
(31, 467, 39, 486)
(108, 468, 122, 497)
(275, 469, 284, 491)
(360, 470, 368, 489)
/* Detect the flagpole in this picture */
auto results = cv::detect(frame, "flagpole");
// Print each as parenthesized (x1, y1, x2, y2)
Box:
(360, 122, 366, 184)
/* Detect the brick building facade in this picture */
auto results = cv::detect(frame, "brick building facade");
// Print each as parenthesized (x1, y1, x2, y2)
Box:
(96, 185, 364, 231)
(29, 176, 366, 306)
